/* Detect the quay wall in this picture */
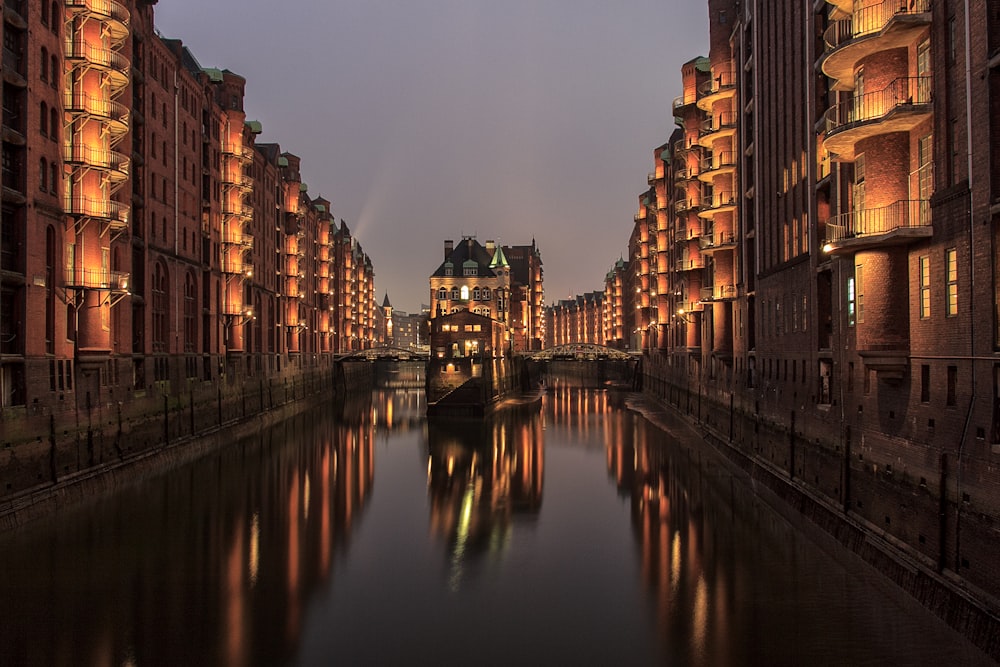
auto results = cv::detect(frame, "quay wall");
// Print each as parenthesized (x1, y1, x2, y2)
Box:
(0, 361, 373, 530)
(642, 359, 1000, 661)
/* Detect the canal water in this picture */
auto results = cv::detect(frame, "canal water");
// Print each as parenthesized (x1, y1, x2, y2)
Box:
(0, 382, 992, 666)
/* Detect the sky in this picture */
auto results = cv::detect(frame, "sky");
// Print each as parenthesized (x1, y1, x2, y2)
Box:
(153, 0, 709, 314)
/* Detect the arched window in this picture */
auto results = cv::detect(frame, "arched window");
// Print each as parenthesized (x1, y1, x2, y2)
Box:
(50, 107, 58, 141)
(451, 287, 459, 300)
(51, 2, 60, 34)
(39, 158, 47, 192)
(50, 55, 58, 87)
(40, 48, 48, 82)
(460, 285, 469, 300)
(152, 262, 169, 353)
(41, 1, 49, 25)
(482, 288, 491, 300)
(473, 287, 481, 300)
(437, 287, 446, 300)
(40, 102, 48, 137)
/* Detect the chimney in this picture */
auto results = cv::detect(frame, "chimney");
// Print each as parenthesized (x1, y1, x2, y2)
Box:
(485, 239, 495, 255)
(444, 239, 453, 260)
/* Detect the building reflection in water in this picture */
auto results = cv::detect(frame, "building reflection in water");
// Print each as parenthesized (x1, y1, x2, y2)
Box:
(424, 402, 544, 591)
(0, 390, 394, 667)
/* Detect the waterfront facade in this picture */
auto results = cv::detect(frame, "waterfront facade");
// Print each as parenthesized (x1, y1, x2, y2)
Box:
(0, 0, 377, 415)
(612, 0, 1000, 609)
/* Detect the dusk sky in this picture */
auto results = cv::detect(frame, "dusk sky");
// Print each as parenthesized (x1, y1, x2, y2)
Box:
(154, 1, 709, 314)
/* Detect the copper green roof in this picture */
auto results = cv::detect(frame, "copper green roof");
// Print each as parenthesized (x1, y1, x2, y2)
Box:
(489, 245, 509, 268)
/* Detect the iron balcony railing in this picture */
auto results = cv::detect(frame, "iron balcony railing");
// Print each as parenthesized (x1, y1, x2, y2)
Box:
(65, 144, 130, 178)
(825, 199, 931, 243)
(702, 191, 738, 210)
(701, 111, 738, 135)
(64, 195, 129, 225)
(64, 91, 129, 128)
(64, 40, 130, 80)
(823, 0, 931, 52)
(676, 257, 706, 272)
(697, 69, 736, 98)
(66, 0, 131, 28)
(65, 267, 129, 291)
(825, 76, 932, 134)
(700, 284, 737, 301)
(699, 231, 736, 250)
(701, 151, 737, 174)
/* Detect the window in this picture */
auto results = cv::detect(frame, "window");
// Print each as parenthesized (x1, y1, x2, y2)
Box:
(50, 107, 58, 141)
(847, 276, 856, 326)
(152, 262, 168, 352)
(40, 102, 48, 137)
(855, 264, 864, 323)
(460, 285, 469, 300)
(50, 162, 58, 196)
(451, 287, 459, 300)
(482, 288, 491, 300)
(920, 365, 930, 403)
(473, 287, 481, 300)
(437, 287, 446, 300)
(51, 2, 60, 34)
(51, 55, 58, 88)
(919, 255, 930, 318)
(945, 248, 958, 316)
(42, 1, 49, 25)
(39, 158, 47, 192)
(40, 48, 48, 82)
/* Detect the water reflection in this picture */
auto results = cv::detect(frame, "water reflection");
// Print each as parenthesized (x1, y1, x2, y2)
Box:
(0, 404, 376, 667)
(0, 385, 991, 666)
(425, 404, 544, 591)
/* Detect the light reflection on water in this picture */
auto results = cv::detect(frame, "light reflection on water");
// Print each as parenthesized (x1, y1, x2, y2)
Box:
(0, 384, 991, 666)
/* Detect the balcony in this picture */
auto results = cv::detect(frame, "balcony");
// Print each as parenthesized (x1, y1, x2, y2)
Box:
(676, 257, 706, 272)
(823, 199, 931, 254)
(672, 94, 698, 114)
(65, 195, 129, 228)
(224, 233, 254, 249)
(824, 77, 932, 160)
(675, 197, 701, 214)
(698, 111, 738, 147)
(65, 0, 130, 44)
(698, 151, 737, 183)
(696, 69, 736, 111)
(700, 284, 737, 302)
(65, 267, 129, 292)
(64, 91, 129, 135)
(697, 191, 738, 218)
(820, 0, 932, 90)
(698, 231, 737, 253)
(222, 257, 253, 277)
(65, 143, 130, 181)
(64, 40, 130, 89)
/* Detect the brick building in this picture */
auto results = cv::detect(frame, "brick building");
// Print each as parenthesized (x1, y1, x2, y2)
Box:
(0, 0, 378, 412)
(618, 0, 1000, 616)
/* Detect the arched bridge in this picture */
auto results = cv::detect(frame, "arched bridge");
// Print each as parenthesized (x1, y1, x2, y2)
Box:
(521, 344, 637, 361)
(338, 346, 429, 362)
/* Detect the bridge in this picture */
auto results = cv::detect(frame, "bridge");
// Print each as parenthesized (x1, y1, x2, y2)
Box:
(338, 346, 430, 362)
(521, 344, 637, 361)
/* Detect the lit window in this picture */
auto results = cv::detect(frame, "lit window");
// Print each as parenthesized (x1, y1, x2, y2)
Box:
(945, 248, 958, 316)
(919, 255, 930, 318)
(847, 276, 856, 327)
(855, 264, 864, 323)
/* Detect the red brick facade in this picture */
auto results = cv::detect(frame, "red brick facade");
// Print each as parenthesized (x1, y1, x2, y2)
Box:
(0, 0, 378, 416)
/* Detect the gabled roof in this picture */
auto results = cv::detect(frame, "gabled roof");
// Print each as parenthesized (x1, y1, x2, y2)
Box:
(430, 237, 498, 278)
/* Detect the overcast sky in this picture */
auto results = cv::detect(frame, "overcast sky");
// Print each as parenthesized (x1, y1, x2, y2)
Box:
(154, 1, 709, 313)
